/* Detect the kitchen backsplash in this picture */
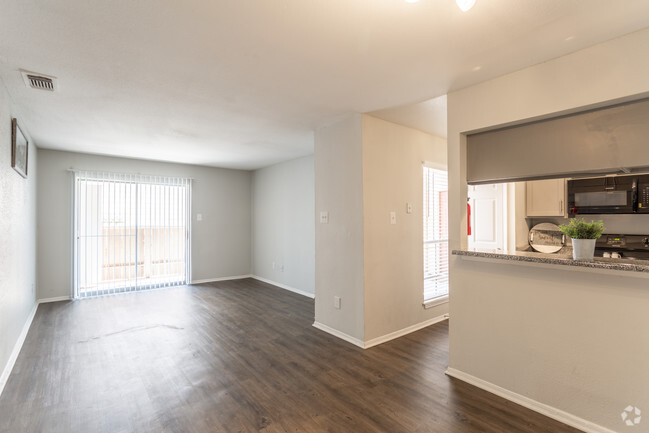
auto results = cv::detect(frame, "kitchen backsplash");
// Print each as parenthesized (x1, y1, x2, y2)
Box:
(528, 214, 649, 235)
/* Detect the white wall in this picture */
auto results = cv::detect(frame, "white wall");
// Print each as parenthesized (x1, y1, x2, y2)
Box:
(314, 114, 449, 346)
(508, 182, 529, 252)
(37, 149, 252, 300)
(252, 155, 314, 296)
(361, 115, 448, 341)
(0, 82, 38, 390)
(447, 28, 649, 432)
(451, 259, 649, 432)
(314, 114, 365, 341)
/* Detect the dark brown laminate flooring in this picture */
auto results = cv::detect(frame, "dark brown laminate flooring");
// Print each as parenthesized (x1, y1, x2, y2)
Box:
(0, 278, 582, 433)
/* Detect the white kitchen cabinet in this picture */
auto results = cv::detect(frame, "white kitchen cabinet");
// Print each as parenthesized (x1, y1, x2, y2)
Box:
(526, 179, 566, 217)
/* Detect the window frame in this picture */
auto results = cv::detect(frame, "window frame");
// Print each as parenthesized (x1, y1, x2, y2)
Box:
(422, 164, 449, 307)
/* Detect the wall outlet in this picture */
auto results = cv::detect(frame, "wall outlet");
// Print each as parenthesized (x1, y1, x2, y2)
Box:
(390, 211, 397, 225)
(333, 296, 341, 309)
(320, 211, 329, 224)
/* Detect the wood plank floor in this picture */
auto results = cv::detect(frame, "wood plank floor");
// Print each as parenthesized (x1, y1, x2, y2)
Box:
(0, 278, 582, 433)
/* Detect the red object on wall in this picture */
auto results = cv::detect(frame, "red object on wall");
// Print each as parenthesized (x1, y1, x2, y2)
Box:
(467, 202, 471, 236)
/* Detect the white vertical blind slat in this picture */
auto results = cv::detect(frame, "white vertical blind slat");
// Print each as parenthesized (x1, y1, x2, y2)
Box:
(165, 178, 169, 287)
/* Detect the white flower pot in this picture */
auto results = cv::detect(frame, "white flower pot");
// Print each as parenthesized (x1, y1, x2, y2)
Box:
(571, 238, 596, 261)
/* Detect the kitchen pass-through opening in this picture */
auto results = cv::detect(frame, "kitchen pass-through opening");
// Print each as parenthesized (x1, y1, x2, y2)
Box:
(73, 171, 191, 298)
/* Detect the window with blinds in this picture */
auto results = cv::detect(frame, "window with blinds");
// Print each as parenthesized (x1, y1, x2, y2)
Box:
(73, 171, 191, 298)
(423, 166, 449, 301)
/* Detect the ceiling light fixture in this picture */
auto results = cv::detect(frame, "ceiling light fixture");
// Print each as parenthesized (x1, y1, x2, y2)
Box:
(405, 0, 421, 3)
(456, 0, 476, 12)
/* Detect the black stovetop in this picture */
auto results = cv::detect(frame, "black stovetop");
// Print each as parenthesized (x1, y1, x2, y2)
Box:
(595, 234, 649, 259)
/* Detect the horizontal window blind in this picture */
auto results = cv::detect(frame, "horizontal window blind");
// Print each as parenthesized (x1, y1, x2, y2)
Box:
(73, 171, 191, 298)
(423, 166, 449, 301)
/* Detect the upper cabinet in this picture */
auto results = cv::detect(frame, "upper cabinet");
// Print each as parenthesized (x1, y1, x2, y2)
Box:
(526, 179, 566, 217)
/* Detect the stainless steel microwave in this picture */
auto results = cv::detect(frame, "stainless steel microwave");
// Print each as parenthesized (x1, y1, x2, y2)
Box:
(567, 174, 649, 215)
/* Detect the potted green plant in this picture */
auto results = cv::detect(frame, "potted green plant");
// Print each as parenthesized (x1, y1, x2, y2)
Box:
(558, 218, 605, 261)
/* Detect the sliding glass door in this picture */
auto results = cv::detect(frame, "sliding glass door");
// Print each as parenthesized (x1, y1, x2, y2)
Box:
(74, 172, 191, 298)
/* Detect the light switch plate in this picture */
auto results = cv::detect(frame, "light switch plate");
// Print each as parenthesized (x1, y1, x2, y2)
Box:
(320, 211, 329, 224)
(390, 211, 397, 225)
(196, 213, 203, 221)
(406, 203, 413, 214)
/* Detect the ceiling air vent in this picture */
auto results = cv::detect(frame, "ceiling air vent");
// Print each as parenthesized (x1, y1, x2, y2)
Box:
(21, 70, 57, 91)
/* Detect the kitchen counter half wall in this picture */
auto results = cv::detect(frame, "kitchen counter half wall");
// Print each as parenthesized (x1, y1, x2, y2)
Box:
(452, 249, 649, 274)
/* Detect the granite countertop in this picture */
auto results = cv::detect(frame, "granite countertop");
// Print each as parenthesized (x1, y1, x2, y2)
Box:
(452, 249, 649, 273)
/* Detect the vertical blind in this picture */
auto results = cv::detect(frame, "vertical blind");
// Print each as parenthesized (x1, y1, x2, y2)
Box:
(423, 166, 449, 301)
(73, 171, 191, 298)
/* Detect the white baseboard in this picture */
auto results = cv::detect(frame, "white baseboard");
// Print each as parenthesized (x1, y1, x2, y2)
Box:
(190, 274, 252, 285)
(251, 275, 315, 299)
(38, 296, 71, 304)
(312, 321, 365, 348)
(364, 313, 449, 349)
(0, 301, 38, 398)
(445, 368, 616, 433)
(313, 314, 450, 350)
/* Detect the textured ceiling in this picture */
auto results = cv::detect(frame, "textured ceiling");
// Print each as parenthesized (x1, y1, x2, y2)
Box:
(1, 1, 648, 169)
(370, 95, 447, 138)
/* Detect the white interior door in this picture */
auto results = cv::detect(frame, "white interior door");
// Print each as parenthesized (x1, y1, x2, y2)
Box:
(468, 184, 506, 252)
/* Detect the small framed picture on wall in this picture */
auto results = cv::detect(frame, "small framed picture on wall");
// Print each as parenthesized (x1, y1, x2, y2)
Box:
(11, 118, 28, 178)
